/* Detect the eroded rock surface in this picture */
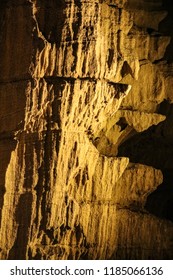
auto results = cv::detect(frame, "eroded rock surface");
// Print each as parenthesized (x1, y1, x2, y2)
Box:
(0, 0, 173, 259)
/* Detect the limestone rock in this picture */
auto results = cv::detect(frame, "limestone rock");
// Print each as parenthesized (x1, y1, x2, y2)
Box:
(0, 0, 173, 260)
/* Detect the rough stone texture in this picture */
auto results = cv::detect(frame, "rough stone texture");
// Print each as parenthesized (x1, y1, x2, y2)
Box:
(0, 0, 173, 260)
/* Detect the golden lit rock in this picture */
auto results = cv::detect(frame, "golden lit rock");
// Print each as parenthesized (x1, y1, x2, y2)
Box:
(0, 0, 173, 260)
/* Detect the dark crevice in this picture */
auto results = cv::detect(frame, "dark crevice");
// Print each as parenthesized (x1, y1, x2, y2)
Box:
(118, 100, 173, 222)
(108, 4, 117, 8)
(152, 58, 167, 64)
(35, 0, 66, 46)
(116, 117, 128, 132)
(147, 28, 162, 37)
(145, 169, 173, 222)
(121, 61, 134, 78)
(159, 0, 173, 62)
(44, 76, 97, 83)
(108, 49, 114, 69)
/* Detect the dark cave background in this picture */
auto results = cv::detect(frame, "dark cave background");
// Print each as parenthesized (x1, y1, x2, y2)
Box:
(118, 0, 173, 224)
(118, 100, 173, 222)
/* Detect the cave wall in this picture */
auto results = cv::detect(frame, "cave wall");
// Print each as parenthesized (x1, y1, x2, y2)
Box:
(0, 0, 173, 260)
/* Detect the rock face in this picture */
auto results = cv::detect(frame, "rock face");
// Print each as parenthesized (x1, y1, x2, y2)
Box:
(0, 0, 173, 260)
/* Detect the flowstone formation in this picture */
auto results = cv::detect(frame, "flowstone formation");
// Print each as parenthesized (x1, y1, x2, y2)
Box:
(0, 0, 173, 260)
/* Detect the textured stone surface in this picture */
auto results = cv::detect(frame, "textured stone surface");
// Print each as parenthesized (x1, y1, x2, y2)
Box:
(0, 0, 173, 260)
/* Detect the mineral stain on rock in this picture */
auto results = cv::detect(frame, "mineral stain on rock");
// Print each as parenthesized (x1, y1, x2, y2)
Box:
(0, 0, 173, 260)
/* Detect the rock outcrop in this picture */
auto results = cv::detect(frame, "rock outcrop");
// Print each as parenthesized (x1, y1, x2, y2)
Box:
(0, 0, 173, 259)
